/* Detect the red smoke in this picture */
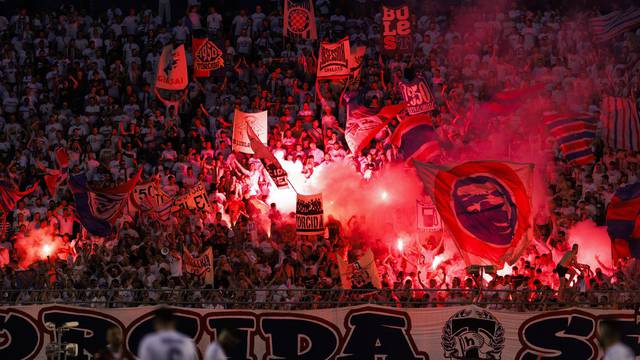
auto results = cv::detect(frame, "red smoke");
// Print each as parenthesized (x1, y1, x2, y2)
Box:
(13, 229, 67, 268)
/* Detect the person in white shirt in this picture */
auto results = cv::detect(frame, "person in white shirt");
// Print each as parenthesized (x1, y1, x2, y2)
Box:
(138, 308, 197, 360)
(598, 320, 635, 360)
(205, 329, 238, 360)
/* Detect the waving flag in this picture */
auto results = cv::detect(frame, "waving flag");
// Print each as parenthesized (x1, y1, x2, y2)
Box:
(607, 182, 640, 261)
(0, 181, 37, 214)
(247, 125, 288, 189)
(590, 8, 640, 43)
(345, 93, 405, 154)
(43, 146, 70, 196)
(156, 44, 188, 90)
(382, 4, 412, 55)
(284, 0, 317, 40)
(348, 45, 366, 87)
(390, 114, 440, 162)
(415, 160, 533, 265)
(129, 180, 173, 223)
(600, 96, 640, 151)
(70, 170, 142, 236)
(544, 112, 597, 165)
(183, 246, 214, 285)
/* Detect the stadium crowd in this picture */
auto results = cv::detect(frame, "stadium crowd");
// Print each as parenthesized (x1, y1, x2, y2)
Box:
(0, 0, 639, 311)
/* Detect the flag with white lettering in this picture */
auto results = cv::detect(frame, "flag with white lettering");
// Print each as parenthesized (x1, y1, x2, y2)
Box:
(399, 76, 436, 115)
(247, 126, 289, 189)
(317, 37, 351, 79)
(183, 246, 214, 285)
(130, 180, 173, 223)
(156, 44, 188, 90)
(382, 4, 413, 55)
(172, 182, 212, 213)
(232, 110, 268, 154)
(296, 193, 324, 235)
(284, 0, 317, 40)
(192, 38, 224, 78)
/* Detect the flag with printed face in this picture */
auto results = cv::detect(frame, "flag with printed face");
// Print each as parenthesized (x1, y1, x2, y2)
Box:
(183, 246, 214, 285)
(382, 4, 412, 55)
(296, 193, 323, 235)
(247, 125, 288, 189)
(172, 182, 212, 213)
(600, 95, 640, 152)
(156, 44, 188, 90)
(399, 76, 436, 115)
(348, 45, 366, 87)
(192, 37, 224, 78)
(544, 112, 597, 165)
(337, 249, 382, 289)
(391, 114, 441, 162)
(606, 182, 640, 261)
(317, 37, 351, 79)
(417, 199, 442, 232)
(232, 110, 268, 154)
(415, 160, 534, 265)
(345, 94, 405, 154)
(284, 0, 317, 40)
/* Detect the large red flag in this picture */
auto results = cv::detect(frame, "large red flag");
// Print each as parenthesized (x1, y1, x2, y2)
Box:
(414, 160, 533, 265)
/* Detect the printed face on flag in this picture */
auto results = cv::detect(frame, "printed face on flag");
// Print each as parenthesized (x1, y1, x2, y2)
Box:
(415, 161, 533, 264)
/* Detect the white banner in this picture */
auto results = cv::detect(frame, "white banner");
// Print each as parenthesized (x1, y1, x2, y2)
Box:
(0, 304, 636, 359)
(232, 110, 268, 154)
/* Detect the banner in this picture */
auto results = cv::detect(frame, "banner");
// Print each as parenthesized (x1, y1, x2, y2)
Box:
(129, 181, 173, 223)
(348, 45, 366, 87)
(183, 246, 214, 285)
(296, 193, 323, 235)
(284, 0, 317, 40)
(317, 37, 350, 79)
(382, 4, 412, 54)
(192, 37, 224, 78)
(417, 199, 442, 232)
(1, 304, 638, 359)
(171, 182, 211, 213)
(155, 44, 188, 90)
(247, 125, 289, 189)
(337, 249, 382, 289)
(415, 160, 533, 265)
(232, 110, 268, 154)
(399, 76, 436, 114)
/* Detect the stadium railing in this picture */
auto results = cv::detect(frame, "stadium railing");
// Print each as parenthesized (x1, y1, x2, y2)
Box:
(1, 288, 638, 310)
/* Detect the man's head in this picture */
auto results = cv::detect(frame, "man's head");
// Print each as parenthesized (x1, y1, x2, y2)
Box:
(153, 307, 176, 331)
(598, 320, 624, 349)
(106, 326, 123, 347)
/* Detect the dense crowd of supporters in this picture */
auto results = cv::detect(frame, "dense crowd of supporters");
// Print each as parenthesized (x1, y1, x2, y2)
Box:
(0, 1, 639, 310)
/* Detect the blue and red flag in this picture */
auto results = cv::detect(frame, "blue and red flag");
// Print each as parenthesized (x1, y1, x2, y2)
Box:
(414, 160, 533, 265)
(544, 112, 597, 165)
(0, 180, 37, 214)
(391, 114, 441, 163)
(606, 182, 640, 261)
(69, 169, 142, 237)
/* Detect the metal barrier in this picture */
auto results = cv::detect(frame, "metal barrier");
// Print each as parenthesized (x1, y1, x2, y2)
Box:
(1, 288, 639, 310)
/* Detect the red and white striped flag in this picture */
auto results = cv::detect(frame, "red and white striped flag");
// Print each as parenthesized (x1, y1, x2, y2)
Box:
(600, 96, 640, 151)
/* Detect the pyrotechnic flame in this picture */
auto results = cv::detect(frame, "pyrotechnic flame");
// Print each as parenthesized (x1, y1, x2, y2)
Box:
(41, 244, 53, 258)
(432, 254, 444, 270)
(396, 239, 404, 252)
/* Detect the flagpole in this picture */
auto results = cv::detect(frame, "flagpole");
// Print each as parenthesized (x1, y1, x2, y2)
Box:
(286, 178, 300, 194)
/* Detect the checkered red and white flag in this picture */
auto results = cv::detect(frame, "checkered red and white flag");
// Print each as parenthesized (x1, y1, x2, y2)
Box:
(284, 0, 317, 40)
